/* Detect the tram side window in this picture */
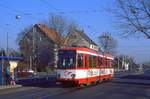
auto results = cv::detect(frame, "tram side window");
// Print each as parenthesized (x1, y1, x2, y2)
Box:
(93, 56, 97, 67)
(103, 58, 106, 67)
(97, 56, 100, 67)
(89, 55, 93, 67)
(85, 55, 88, 68)
(107, 59, 110, 67)
(110, 59, 112, 67)
(110, 60, 112, 67)
(100, 57, 103, 66)
(109, 59, 113, 67)
(106, 58, 108, 67)
(77, 54, 83, 68)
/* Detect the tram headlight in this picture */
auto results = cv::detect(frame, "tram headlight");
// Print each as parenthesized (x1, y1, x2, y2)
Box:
(71, 74, 76, 78)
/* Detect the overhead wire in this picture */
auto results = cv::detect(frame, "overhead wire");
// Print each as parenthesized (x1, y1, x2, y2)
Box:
(39, 0, 103, 36)
(39, 0, 59, 11)
(0, 3, 41, 21)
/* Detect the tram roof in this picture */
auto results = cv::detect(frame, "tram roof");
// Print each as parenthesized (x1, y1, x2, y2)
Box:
(61, 47, 97, 52)
(59, 47, 114, 59)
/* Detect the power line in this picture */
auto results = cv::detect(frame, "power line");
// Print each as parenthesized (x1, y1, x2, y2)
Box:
(39, 0, 59, 11)
(0, 0, 102, 15)
(48, 10, 102, 14)
(0, 3, 41, 21)
(40, 0, 102, 16)
(0, 3, 19, 13)
(39, 0, 101, 36)
(2, 10, 102, 16)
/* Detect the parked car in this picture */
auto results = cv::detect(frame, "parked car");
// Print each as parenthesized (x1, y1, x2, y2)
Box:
(17, 69, 36, 78)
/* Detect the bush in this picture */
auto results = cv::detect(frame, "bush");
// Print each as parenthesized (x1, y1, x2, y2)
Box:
(44, 66, 55, 74)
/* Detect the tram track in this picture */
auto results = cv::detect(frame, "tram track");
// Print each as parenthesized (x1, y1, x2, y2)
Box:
(37, 81, 110, 99)
(0, 78, 111, 99)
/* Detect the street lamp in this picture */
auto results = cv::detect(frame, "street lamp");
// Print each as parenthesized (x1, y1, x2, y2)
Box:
(15, 15, 21, 20)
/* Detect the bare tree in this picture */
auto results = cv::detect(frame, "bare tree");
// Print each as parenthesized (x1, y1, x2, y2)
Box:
(0, 48, 6, 56)
(47, 15, 77, 37)
(16, 25, 32, 44)
(115, 0, 150, 38)
(98, 32, 117, 55)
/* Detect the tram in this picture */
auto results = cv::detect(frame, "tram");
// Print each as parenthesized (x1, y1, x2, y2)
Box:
(56, 47, 114, 86)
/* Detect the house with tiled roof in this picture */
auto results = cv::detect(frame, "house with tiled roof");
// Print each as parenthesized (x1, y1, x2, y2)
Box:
(65, 29, 99, 51)
(35, 24, 65, 45)
(19, 23, 65, 71)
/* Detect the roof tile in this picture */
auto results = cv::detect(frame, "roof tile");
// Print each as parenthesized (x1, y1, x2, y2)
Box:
(35, 24, 65, 45)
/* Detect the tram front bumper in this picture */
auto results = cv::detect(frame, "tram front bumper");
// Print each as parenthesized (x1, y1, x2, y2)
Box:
(56, 78, 79, 85)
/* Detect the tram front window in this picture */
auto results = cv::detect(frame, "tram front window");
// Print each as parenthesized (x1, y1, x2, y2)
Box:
(58, 50, 76, 68)
(61, 57, 75, 68)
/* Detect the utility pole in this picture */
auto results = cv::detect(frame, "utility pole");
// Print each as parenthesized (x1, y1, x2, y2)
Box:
(130, 58, 132, 71)
(32, 26, 36, 72)
(5, 23, 9, 56)
(117, 58, 119, 71)
(29, 56, 32, 69)
(6, 32, 9, 56)
(122, 57, 124, 70)
(129, 56, 132, 71)
(1, 51, 4, 85)
(54, 44, 58, 68)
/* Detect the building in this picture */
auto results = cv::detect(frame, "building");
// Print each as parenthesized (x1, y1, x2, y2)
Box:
(19, 24, 64, 71)
(65, 29, 99, 51)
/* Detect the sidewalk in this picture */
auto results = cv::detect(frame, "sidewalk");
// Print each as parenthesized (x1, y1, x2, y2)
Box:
(0, 74, 56, 90)
(0, 84, 22, 90)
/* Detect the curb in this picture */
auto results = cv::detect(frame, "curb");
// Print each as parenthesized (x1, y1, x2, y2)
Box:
(0, 85, 22, 90)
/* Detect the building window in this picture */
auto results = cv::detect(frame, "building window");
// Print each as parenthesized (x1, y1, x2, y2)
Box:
(71, 35, 77, 39)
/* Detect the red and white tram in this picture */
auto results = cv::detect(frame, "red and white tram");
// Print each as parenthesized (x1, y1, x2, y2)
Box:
(56, 47, 114, 86)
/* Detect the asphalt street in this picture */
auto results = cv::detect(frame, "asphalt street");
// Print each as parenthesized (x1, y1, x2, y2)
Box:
(0, 71, 149, 99)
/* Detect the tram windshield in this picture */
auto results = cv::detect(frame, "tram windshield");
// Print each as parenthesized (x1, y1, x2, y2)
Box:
(58, 50, 76, 68)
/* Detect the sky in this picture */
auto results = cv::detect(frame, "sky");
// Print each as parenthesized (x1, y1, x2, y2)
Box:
(0, 0, 150, 63)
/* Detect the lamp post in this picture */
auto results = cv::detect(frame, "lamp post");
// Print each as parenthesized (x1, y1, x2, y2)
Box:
(5, 24, 10, 56)
(16, 15, 36, 71)
(1, 50, 4, 85)
(54, 44, 58, 68)
(6, 32, 8, 56)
